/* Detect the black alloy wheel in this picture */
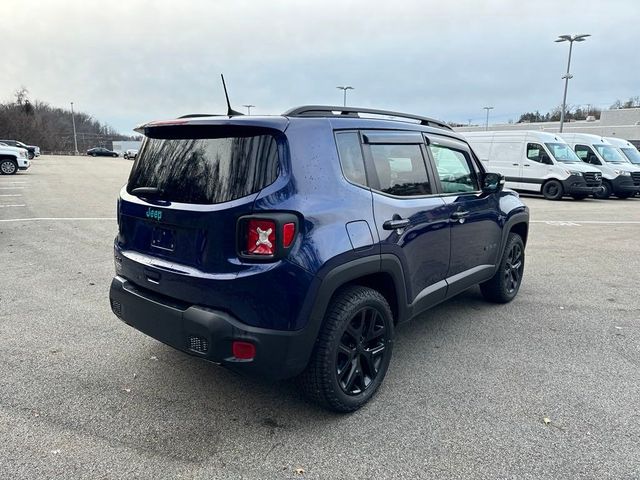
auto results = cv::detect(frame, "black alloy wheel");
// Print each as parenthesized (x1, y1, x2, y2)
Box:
(480, 232, 525, 303)
(503, 241, 524, 295)
(336, 307, 388, 396)
(299, 285, 394, 412)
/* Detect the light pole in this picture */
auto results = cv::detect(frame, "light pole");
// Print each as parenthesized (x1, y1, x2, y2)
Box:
(336, 86, 354, 106)
(243, 104, 255, 115)
(70, 102, 79, 155)
(483, 106, 494, 131)
(555, 34, 590, 133)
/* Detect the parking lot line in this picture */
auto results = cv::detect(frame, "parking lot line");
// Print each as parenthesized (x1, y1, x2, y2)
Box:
(0, 216, 116, 222)
(0, 186, 25, 189)
(0, 194, 22, 197)
(0, 205, 26, 208)
(531, 220, 640, 225)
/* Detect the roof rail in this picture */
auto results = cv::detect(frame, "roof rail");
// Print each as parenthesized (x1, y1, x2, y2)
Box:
(178, 113, 222, 119)
(283, 105, 453, 131)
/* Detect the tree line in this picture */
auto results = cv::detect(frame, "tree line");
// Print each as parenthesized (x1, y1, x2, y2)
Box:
(0, 88, 140, 153)
(517, 96, 640, 124)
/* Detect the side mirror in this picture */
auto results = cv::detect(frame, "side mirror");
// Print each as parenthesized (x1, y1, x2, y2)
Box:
(482, 172, 505, 194)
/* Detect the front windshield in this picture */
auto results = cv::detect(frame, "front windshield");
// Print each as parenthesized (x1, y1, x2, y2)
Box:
(621, 147, 640, 165)
(545, 142, 582, 163)
(594, 144, 628, 163)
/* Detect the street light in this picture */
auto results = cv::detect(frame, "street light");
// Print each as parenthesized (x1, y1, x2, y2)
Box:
(483, 106, 494, 131)
(70, 102, 79, 155)
(243, 104, 255, 115)
(555, 33, 590, 133)
(336, 86, 354, 106)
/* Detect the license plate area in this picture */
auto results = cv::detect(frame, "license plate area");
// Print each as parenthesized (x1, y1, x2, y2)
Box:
(151, 227, 175, 252)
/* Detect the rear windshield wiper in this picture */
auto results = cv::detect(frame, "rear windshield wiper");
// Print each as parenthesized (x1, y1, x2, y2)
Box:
(131, 186, 164, 199)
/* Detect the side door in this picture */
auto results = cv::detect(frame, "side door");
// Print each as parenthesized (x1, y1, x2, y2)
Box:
(362, 131, 451, 310)
(426, 135, 503, 297)
(522, 142, 552, 192)
(488, 141, 523, 189)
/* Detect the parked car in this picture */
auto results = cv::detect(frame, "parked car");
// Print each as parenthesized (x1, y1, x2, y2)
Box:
(560, 133, 640, 199)
(109, 106, 529, 412)
(605, 137, 640, 193)
(464, 131, 603, 200)
(0, 142, 30, 174)
(87, 147, 119, 157)
(123, 149, 139, 160)
(0, 139, 40, 159)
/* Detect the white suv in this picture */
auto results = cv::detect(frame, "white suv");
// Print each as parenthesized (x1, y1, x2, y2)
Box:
(0, 142, 30, 175)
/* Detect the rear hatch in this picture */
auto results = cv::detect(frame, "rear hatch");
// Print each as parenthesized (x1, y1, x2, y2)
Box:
(117, 121, 285, 298)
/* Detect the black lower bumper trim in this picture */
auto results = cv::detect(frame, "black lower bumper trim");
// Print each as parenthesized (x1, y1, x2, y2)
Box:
(611, 176, 640, 196)
(109, 276, 317, 380)
(561, 175, 601, 195)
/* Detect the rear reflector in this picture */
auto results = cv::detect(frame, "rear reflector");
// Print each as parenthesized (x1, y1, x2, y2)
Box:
(246, 219, 276, 255)
(232, 341, 256, 360)
(282, 222, 295, 248)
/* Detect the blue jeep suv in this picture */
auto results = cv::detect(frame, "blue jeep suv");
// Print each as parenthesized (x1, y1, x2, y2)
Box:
(109, 106, 529, 412)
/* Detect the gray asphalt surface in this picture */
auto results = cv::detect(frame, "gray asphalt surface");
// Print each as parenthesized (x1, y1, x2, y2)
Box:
(1, 156, 639, 479)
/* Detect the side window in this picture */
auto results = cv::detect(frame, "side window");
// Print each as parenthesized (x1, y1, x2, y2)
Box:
(575, 145, 600, 165)
(526, 143, 544, 162)
(429, 144, 479, 193)
(369, 143, 431, 196)
(335, 132, 367, 186)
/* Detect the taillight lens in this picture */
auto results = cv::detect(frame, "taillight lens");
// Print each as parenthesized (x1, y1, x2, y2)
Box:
(246, 219, 276, 255)
(238, 213, 298, 260)
(283, 222, 295, 248)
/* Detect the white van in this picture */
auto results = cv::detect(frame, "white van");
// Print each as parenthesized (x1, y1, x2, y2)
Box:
(604, 137, 640, 191)
(560, 133, 640, 199)
(463, 131, 602, 200)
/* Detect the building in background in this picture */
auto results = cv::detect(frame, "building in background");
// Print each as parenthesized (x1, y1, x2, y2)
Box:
(111, 140, 142, 153)
(456, 108, 640, 146)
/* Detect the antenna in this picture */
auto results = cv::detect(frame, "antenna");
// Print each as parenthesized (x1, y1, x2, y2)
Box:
(220, 74, 243, 116)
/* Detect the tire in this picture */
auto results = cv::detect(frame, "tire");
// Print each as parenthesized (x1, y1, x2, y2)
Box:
(571, 194, 588, 200)
(91, 153, 97, 157)
(593, 181, 611, 199)
(299, 285, 394, 412)
(480, 232, 525, 304)
(542, 179, 564, 200)
(0, 159, 18, 175)
(28, 152, 34, 160)
(113, 153, 118, 157)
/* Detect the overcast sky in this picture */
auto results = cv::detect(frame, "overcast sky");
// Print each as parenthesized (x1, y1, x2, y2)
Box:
(4, 0, 639, 133)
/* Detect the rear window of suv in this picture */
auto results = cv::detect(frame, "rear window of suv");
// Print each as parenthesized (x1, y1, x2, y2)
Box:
(128, 129, 279, 204)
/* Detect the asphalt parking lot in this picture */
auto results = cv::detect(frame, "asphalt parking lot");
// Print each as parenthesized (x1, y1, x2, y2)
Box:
(1, 156, 639, 479)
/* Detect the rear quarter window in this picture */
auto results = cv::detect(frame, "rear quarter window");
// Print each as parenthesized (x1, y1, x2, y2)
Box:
(128, 131, 279, 204)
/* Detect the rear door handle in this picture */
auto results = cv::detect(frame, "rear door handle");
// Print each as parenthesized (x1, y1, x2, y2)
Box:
(383, 218, 410, 230)
(512, 163, 519, 166)
(450, 210, 470, 220)
(523, 164, 531, 167)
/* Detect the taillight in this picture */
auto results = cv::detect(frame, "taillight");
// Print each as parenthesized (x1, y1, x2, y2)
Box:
(246, 219, 276, 255)
(283, 222, 295, 248)
(237, 213, 298, 261)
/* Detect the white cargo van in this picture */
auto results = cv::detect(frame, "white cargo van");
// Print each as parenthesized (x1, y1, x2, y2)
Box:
(560, 133, 640, 199)
(605, 137, 640, 193)
(464, 131, 602, 200)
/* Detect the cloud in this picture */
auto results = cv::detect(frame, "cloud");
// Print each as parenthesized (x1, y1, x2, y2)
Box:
(3, 0, 639, 132)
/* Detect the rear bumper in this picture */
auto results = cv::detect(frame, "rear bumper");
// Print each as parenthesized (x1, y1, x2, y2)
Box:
(109, 276, 317, 379)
